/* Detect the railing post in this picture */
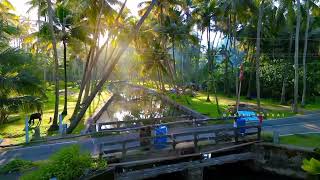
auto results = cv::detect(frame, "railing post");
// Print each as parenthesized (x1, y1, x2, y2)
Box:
(273, 131, 279, 144)
(25, 116, 29, 143)
(257, 126, 261, 140)
(193, 133, 198, 151)
(172, 134, 176, 151)
(98, 144, 103, 159)
(234, 128, 239, 143)
(59, 114, 63, 135)
(122, 142, 126, 158)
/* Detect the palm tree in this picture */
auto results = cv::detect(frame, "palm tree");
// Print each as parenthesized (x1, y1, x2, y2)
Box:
(138, 0, 184, 86)
(293, 0, 301, 113)
(193, 0, 215, 101)
(55, 3, 89, 115)
(0, 0, 45, 124)
(0, 47, 45, 125)
(278, 0, 296, 105)
(46, 0, 59, 131)
(255, 0, 264, 112)
(302, 0, 311, 107)
(67, 0, 157, 133)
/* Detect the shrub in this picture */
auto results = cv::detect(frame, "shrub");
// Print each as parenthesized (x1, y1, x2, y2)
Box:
(21, 145, 106, 180)
(0, 159, 36, 174)
(302, 158, 320, 175)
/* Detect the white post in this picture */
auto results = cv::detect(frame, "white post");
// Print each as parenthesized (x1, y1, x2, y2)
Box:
(25, 116, 29, 143)
(59, 114, 63, 135)
(273, 131, 280, 144)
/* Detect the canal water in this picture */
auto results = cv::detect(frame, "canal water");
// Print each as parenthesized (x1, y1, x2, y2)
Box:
(96, 84, 186, 128)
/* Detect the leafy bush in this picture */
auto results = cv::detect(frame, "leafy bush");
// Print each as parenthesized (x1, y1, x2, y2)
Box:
(21, 145, 106, 180)
(0, 159, 36, 174)
(302, 158, 320, 175)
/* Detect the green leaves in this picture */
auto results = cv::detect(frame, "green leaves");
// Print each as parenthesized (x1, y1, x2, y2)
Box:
(302, 158, 320, 175)
(20, 145, 106, 180)
(0, 46, 45, 124)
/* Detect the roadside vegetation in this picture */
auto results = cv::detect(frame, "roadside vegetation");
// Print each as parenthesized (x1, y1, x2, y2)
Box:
(0, 145, 107, 180)
(0, 83, 109, 145)
(280, 133, 320, 148)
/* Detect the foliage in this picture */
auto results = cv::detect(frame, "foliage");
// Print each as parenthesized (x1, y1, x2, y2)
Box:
(20, 145, 107, 180)
(0, 46, 45, 125)
(0, 159, 36, 174)
(1, 0, 320, 133)
(302, 158, 320, 175)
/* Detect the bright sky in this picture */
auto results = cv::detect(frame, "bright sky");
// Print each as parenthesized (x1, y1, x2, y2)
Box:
(9, 0, 218, 49)
(9, 0, 144, 20)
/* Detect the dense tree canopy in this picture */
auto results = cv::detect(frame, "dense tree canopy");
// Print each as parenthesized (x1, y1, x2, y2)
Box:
(1, 0, 320, 133)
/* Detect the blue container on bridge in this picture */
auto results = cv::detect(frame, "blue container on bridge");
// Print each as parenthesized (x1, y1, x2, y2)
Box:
(235, 110, 259, 134)
(154, 125, 168, 149)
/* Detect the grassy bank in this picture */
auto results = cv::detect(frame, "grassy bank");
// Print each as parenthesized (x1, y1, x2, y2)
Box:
(280, 133, 320, 148)
(168, 92, 296, 119)
(0, 84, 109, 145)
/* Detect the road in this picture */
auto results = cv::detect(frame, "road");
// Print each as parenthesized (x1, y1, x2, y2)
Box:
(263, 112, 320, 135)
(0, 112, 319, 166)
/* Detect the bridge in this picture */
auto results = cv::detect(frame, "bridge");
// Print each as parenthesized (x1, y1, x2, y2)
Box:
(2, 111, 319, 179)
(89, 114, 261, 179)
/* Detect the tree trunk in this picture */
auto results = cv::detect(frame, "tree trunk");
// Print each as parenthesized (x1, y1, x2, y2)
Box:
(255, 0, 264, 112)
(206, 23, 211, 102)
(62, 39, 68, 115)
(280, 79, 286, 104)
(293, 0, 301, 113)
(224, 34, 230, 96)
(302, 0, 310, 107)
(213, 83, 221, 115)
(172, 34, 176, 78)
(280, 33, 293, 104)
(247, 51, 254, 99)
(196, 30, 204, 82)
(47, 0, 59, 131)
(67, 0, 157, 133)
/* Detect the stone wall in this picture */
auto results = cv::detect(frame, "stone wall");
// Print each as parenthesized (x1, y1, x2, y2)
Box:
(252, 143, 320, 179)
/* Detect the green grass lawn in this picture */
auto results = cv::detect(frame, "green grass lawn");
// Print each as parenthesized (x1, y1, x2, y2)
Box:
(168, 92, 296, 120)
(0, 84, 110, 145)
(280, 133, 320, 148)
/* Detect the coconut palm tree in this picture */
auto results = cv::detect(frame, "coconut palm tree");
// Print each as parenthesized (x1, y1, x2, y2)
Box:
(67, 0, 157, 133)
(46, 0, 60, 131)
(0, 0, 45, 125)
(255, 0, 265, 112)
(293, 0, 301, 113)
(301, 0, 311, 107)
(55, 2, 91, 115)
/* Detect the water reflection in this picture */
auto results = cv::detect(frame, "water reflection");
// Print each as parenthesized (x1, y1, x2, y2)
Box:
(97, 84, 185, 128)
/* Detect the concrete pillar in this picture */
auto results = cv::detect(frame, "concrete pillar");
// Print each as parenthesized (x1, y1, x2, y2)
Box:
(186, 167, 203, 180)
(273, 131, 280, 144)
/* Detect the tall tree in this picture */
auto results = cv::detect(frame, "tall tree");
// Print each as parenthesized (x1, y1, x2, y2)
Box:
(46, 0, 59, 131)
(293, 0, 301, 113)
(67, 0, 157, 133)
(255, 0, 264, 112)
(301, 0, 311, 107)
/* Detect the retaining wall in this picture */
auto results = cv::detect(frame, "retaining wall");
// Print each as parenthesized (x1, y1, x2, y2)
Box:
(252, 143, 320, 179)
